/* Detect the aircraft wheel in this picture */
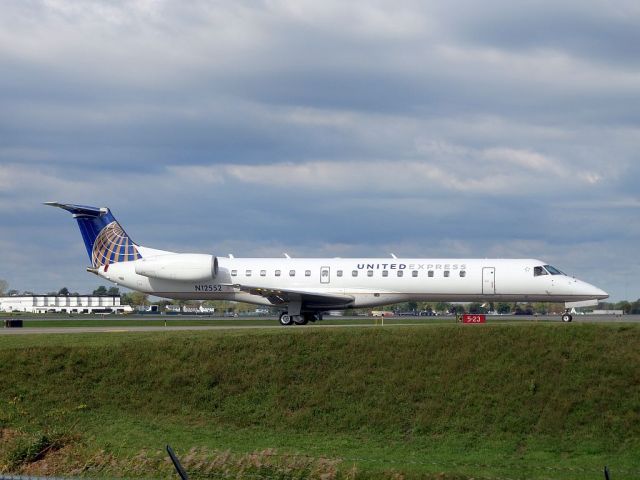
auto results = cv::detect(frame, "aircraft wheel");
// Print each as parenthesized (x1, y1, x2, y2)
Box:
(293, 315, 308, 325)
(561, 313, 573, 322)
(279, 313, 293, 326)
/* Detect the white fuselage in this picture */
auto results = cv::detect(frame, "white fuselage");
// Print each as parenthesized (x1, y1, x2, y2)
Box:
(99, 251, 608, 309)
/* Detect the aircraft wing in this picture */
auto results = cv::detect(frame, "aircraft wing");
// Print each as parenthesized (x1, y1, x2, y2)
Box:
(235, 284, 354, 309)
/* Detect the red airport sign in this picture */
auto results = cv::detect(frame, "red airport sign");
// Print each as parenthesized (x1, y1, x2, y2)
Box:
(462, 314, 486, 324)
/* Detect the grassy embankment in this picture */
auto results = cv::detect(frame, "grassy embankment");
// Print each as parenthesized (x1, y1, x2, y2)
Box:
(0, 323, 639, 479)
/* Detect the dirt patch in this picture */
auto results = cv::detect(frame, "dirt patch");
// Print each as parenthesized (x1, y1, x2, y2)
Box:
(1, 430, 75, 476)
(0, 428, 22, 445)
(18, 445, 76, 476)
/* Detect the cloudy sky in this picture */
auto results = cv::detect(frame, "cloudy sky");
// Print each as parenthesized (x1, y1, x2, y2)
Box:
(0, 0, 638, 300)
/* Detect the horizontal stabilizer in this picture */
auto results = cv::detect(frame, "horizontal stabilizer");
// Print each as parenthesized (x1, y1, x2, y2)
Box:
(44, 202, 107, 217)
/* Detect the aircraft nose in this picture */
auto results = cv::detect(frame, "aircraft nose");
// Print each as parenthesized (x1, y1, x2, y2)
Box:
(593, 287, 609, 300)
(582, 281, 609, 300)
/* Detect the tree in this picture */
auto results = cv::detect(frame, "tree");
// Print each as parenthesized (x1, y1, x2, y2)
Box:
(128, 291, 148, 306)
(617, 301, 631, 314)
(418, 302, 434, 314)
(496, 303, 511, 314)
(7, 289, 19, 296)
(120, 292, 133, 305)
(450, 304, 466, 314)
(93, 286, 108, 295)
(434, 302, 452, 314)
(106, 286, 120, 296)
(468, 303, 487, 314)
(514, 303, 534, 315)
(0, 279, 8, 296)
(532, 302, 548, 315)
(58, 287, 70, 296)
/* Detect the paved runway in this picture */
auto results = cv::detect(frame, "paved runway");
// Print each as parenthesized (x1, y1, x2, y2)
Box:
(0, 315, 637, 335)
(0, 325, 279, 335)
(0, 323, 438, 335)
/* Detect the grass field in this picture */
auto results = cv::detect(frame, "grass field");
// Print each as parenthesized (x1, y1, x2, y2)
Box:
(1, 323, 639, 479)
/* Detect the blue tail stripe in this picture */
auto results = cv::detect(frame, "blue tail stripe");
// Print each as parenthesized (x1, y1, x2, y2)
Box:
(77, 220, 95, 260)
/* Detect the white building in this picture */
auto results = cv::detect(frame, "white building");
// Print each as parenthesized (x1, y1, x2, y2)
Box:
(0, 295, 133, 314)
(165, 305, 215, 314)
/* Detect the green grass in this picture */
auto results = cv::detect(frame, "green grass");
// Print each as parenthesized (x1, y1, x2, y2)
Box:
(1, 323, 639, 479)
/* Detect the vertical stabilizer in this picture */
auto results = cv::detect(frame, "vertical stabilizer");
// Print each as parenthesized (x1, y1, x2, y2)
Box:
(45, 202, 142, 268)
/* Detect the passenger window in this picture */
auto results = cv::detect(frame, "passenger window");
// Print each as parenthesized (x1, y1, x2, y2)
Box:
(397, 270, 403, 277)
(444, 271, 450, 277)
(367, 270, 373, 277)
(459, 270, 466, 277)
(352, 270, 358, 277)
(412, 271, 418, 277)
(275, 270, 281, 277)
(428, 270, 434, 277)
(231, 270, 237, 277)
(260, 270, 266, 277)
(289, 270, 295, 277)
(246, 270, 252, 277)
(337, 270, 343, 277)
(305, 270, 311, 277)
(382, 270, 388, 277)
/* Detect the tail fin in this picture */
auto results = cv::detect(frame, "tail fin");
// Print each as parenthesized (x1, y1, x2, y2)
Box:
(46, 202, 142, 268)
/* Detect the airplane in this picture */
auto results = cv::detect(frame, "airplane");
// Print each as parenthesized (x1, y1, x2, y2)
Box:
(46, 202, 609, 325)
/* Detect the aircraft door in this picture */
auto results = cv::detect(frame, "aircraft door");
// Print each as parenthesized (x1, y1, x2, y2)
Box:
(320, 266, 330, 284)
(482, 267, 495, 294)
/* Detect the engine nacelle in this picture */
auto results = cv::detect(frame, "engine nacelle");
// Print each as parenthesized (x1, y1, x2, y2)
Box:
(134, 254, 218, 282)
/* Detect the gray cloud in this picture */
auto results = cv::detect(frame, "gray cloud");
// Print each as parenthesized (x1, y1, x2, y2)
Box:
(436, 0, 640, 66)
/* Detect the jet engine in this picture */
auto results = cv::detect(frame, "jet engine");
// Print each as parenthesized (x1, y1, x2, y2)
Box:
(134, 253, 218, 282)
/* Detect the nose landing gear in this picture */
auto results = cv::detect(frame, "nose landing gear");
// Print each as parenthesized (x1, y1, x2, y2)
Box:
(561, 310, 573, 322)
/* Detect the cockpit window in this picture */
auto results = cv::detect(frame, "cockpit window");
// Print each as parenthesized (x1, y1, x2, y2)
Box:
(544, 265, 564, 275)
(533, 266, 548, 276)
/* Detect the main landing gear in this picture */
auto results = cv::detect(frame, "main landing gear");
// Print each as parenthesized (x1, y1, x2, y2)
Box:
(561, 309, 573, 322)
(279, 312, 323, 326)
